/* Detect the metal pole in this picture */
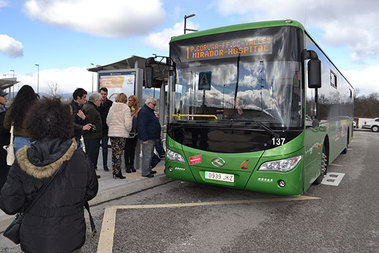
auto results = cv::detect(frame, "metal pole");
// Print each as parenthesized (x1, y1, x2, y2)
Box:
(10, 70, 15, 99)
(184, 16, 187, 34)
(90, 63, 94, 92)
(184, 14, 196, 35)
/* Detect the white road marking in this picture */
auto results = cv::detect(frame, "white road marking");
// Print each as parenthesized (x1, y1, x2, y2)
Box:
(97, 207, 117, 253)
(321, 172, 345, 186)
(330, 163, 343, 167)
(96, 196, 320, 252)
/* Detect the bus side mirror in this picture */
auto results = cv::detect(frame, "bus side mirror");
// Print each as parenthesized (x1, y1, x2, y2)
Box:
(308, 58, 321, 89)
(145, 57, 155, 88)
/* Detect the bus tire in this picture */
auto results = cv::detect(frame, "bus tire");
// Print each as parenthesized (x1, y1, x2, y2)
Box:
(372, 126, 379, 132)
(342, 129, 349, 154)
(315, 145, 328, 185)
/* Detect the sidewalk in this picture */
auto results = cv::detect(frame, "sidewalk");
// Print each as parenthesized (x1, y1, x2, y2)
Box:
(0, 148, 171, 232)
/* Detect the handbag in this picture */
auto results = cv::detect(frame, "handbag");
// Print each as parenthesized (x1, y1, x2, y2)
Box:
(3, 161, 68, 244)
(3, 124, 15, 166)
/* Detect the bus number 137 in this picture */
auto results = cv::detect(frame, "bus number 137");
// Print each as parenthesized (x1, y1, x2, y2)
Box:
(272, 138, 285, 146)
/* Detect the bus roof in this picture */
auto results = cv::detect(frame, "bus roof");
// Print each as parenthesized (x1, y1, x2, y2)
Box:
(170, 20, 305, 43)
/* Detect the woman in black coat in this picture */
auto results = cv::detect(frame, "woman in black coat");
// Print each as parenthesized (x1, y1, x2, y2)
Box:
(0, 90, 10, 190)
(0, 98, 98, 253)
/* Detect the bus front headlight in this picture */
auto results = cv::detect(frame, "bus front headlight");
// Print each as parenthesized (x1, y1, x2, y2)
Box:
(166, 149, 186, 163)
(258, 155, 302, 172)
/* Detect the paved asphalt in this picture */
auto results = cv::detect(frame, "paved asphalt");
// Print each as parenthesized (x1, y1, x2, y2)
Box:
(1, 130, 378, 252)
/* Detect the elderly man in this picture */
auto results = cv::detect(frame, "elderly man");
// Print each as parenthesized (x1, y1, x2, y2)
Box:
(137, 97, 161, 178)
(83, 93, 103, 172)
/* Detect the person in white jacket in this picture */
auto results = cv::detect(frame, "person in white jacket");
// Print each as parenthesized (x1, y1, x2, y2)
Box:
(106, 93, 132, 179)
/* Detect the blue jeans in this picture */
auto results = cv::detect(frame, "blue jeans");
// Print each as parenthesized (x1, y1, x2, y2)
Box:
(101, 134, 109, 169)
(14, 137, 32, 152)
(141, 139, 156, 176)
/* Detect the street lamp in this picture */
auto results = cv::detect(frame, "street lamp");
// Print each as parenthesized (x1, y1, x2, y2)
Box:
(35, 64, 40, 94)
(10, 70, 15, 99)
(184, 14, 198, 34)
(90, 63, 95, 93)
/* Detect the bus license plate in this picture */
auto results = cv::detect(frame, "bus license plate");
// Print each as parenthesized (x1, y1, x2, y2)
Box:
(205, 171, 234, 183)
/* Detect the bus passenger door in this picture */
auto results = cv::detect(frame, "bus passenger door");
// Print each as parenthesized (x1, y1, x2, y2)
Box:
(303, 82, 322, 190)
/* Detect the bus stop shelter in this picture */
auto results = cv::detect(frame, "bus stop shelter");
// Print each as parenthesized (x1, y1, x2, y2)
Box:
(88, 55, 169, 171)
(0, 77, 18, 98)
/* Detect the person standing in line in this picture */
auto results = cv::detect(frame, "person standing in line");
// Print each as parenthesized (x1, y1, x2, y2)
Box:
(0, 90, 10, 189)
(3, 85, 37, 152)
(70, 88, 92, 146)
(124, 95, 139, 173)
(99, 87, 113, 171)
(137, 97, 161, 178)
(106, 93, 132, 179)
(82, 93, 103, 172)
(0, 98, 98, 253)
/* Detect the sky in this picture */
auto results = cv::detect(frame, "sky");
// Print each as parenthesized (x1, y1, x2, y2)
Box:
(0, 0, 378, 96)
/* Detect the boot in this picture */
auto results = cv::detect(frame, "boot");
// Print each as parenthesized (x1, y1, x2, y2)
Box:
(113, 171, 126, 179)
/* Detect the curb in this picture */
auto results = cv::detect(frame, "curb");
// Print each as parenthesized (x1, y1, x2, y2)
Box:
(89, 174, 173, 206)
(0, 174, 173, 233)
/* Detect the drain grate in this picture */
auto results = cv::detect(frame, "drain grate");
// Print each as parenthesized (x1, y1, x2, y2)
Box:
(321, 172, 345, 186)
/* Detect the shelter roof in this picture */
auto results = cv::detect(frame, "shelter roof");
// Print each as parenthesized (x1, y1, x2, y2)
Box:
(87, 55, 147, 72)
(0, 78, 18, 89)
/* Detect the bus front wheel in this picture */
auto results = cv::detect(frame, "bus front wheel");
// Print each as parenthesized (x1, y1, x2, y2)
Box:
(314, 145, 328, 185)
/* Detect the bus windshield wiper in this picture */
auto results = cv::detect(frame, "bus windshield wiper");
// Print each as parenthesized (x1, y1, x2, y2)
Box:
(254, 120, 280, 138)
(231, 119, 279, 137)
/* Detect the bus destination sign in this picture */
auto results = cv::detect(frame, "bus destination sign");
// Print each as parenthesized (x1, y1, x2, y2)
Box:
(184, 36, 273, 61)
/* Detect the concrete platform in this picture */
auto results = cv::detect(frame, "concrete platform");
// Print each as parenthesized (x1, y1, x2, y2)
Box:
(0, 147, 171, 232)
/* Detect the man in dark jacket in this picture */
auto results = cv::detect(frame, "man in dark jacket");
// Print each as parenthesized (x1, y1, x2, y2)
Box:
(70, 88, 91, 145)
(137, 97, 161, 178)
(82, 93, 103, 171)
(99, 87, 112, 171)
(0, 90, 10, 189)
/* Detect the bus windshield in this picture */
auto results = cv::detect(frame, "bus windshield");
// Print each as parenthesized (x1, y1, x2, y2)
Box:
(168, 26, 303, 153)
(172, 59, 302, 128)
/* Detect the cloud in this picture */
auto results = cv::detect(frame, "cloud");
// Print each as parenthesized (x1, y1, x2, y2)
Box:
(0, 0, 8, 9)
(23, 0, 165, 37)
(214, 0, 379, 62)
(145, 21, 198, 52)
(0, 35, 23, 58)
(344, 65, 379, 96)
(16, 67, 94, 95)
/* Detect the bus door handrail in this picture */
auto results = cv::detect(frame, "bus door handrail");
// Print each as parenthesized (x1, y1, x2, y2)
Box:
(172, 114, 218, 120)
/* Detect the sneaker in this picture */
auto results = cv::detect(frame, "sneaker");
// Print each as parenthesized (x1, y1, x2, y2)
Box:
(96, 175, 101, 179)
(104, 166, 110, 171)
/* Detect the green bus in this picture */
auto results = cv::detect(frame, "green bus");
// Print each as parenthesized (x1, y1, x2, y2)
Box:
(164, 20, 354, 195)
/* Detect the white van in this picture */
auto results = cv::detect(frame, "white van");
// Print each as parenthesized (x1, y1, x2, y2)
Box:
(362, 117, 379, 132)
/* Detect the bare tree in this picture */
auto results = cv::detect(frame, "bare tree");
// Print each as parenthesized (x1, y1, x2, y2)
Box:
(47, 82, 61, 97)
(354, 92, 379, 117)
